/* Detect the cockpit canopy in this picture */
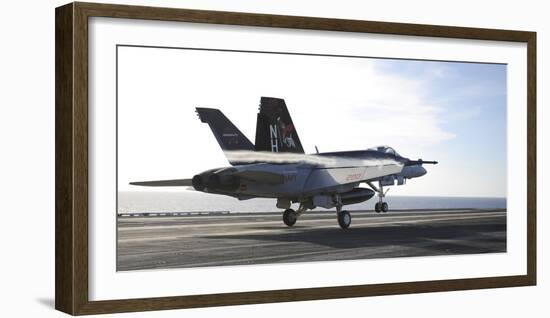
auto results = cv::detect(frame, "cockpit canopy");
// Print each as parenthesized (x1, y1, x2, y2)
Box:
(367, 145, 400, 157)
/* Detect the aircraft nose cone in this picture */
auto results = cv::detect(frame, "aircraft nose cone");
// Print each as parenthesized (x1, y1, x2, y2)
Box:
(402, 165, 427, 178)
(418, 166, 427, 177)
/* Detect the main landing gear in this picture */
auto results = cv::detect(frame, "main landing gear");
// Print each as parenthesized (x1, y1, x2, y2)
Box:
(281, 197, 352, 230)
(334, 194, 351, 229)
(282, 202, 308, 227)
(336, 205, 352, 230)
(368, 181, 390, 213)
(283, 208, 297, 226)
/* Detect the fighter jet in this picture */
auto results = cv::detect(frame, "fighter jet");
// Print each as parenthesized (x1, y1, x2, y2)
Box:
(130, 97, 437, 229)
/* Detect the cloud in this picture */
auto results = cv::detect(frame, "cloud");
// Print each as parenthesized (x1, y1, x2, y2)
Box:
(281, 58, 456, 154)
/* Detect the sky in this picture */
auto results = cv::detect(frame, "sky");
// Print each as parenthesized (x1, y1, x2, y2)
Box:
(117, 45, 507, 197)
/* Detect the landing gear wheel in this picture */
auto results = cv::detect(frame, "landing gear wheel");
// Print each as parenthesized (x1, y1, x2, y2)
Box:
(381, 202, 389, 213)
(283, 209, 297, 227)
(337, 210, 352, 229)
(375, 202, 381, 213)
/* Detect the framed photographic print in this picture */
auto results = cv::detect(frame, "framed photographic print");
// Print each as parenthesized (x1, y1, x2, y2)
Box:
(55, 2, 536, 315)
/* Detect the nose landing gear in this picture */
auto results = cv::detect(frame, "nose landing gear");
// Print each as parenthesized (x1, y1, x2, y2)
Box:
(374, 201, 389, 213)
(368, 181, 390, 213)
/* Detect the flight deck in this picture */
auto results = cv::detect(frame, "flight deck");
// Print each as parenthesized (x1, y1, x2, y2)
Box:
(117, 209, 506, 271)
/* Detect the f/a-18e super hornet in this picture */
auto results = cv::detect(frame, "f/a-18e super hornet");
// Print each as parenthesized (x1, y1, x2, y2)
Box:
(131, 97, 437, 229)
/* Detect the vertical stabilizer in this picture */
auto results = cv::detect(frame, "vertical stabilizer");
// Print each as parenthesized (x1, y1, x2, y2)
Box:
(254, 97, 304, 154)
(196, 107, 255, 153)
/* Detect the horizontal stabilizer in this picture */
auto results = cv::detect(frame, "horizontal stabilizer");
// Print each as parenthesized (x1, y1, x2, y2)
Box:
(234, 170, 284, 185)
(130, 179, 193, 187)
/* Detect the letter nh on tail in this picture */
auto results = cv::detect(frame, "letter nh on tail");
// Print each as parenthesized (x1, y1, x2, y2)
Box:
(255, 97, 304, 154)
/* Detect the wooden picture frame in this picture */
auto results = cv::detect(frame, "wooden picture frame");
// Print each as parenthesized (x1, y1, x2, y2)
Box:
(55, 2, 536, 315)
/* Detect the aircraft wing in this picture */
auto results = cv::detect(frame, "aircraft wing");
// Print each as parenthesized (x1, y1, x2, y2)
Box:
(129, 179, 193, 187)
(129, 171, 285, 189)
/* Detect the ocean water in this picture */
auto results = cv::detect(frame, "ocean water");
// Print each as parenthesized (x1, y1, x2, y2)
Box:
(118, 191, 506, 214)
